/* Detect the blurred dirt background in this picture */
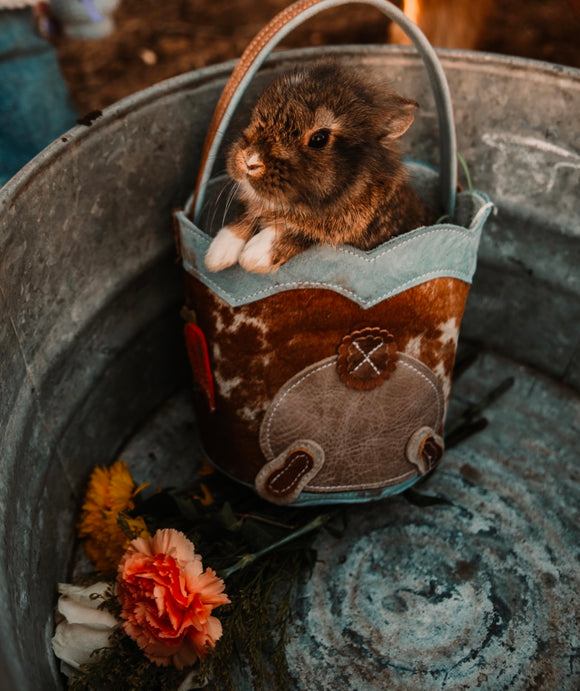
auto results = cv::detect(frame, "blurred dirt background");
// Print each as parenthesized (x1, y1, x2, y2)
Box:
(54, 0, 580, 114)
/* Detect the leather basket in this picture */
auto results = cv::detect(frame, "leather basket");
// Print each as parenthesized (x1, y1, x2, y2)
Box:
(174, 0, 493, 506)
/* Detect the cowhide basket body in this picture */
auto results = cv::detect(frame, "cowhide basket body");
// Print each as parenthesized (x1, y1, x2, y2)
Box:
(176, 166, 492, 506)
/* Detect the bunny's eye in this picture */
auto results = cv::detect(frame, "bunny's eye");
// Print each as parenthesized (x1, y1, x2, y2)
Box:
(308, 129, 330, 149)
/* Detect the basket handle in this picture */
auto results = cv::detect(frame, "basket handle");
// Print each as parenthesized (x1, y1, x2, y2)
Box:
(191, 0, 457, 224)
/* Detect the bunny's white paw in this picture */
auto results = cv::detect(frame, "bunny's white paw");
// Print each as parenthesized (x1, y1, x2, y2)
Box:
(204, 227, 246, 272)
(239, 228, 278, 274)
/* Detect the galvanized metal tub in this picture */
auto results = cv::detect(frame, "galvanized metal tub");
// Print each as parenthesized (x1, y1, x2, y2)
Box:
(0, 47, 578, 689)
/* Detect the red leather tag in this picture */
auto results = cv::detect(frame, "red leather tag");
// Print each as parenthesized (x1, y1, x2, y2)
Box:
(184, 323, 215, 412)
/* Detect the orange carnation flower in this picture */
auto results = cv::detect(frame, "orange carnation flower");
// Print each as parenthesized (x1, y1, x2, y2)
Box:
(117, 529, 230, 669)
(77, 459, 148, 573)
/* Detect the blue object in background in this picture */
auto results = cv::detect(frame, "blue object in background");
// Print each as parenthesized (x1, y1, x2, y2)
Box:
(0, 9, 78, 187)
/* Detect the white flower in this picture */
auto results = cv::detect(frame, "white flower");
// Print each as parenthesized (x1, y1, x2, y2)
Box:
(51, 581, 117, 674)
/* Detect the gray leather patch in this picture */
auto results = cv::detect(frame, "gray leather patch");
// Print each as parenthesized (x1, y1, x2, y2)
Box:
(259, 352, 444, 494)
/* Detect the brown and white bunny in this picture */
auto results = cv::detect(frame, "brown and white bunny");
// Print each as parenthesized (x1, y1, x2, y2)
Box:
(204, 61, 434, 274)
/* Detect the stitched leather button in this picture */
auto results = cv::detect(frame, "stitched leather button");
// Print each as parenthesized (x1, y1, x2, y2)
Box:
(255, 440, 325, 505)
(337, 327, 398, 391)
(406, 426, 445, 475)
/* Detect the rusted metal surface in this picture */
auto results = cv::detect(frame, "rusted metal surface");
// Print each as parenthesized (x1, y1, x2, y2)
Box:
(0, 48, 578, 688)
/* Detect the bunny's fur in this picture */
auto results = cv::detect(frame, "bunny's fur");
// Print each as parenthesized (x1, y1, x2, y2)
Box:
(205, 62, 434, 274)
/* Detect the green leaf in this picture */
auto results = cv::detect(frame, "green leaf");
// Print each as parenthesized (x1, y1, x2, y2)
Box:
(216, 501, 243, 532)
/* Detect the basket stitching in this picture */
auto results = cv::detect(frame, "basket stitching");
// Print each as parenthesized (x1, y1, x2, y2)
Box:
(265, 452, 314, 495)
(265, 360, 335, 458)
(181, 222, 479, 305)
(264, 357, 442, 461)
(188, 222, 474, 262)
(350, 340, 384, 376)
(186, 265, 473, 308)
(334, 225, 472, 261)
(306, 469, 417, 492)
(401, 361, 443, 425)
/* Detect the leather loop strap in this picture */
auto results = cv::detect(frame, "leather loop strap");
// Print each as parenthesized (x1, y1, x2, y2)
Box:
(191, 0, 456, 224)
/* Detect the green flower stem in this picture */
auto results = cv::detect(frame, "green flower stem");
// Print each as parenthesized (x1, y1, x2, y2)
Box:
(235, 513, 300, 531)
(218, 512, 334, 580)
(457, 151, 474, 194)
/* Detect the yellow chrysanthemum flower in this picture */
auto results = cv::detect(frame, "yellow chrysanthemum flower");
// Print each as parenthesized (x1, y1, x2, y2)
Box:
(77, 459, 149, 574)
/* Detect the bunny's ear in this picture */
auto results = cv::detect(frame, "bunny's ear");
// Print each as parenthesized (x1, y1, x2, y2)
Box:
(381, 96, 419, 141)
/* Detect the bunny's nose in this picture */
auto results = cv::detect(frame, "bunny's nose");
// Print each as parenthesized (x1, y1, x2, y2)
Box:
(245, 152, 264, 177)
